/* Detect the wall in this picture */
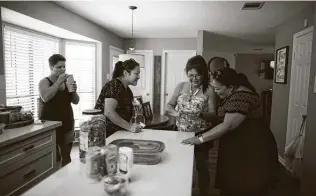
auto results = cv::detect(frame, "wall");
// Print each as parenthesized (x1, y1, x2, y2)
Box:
(0, 1, 124, 104)
(201, 31, 275, 69)
(235, 54, 274, 92)
(123, 38, 197, 55)
(301, 4, 316, 196)
(270, 5, 314, 157)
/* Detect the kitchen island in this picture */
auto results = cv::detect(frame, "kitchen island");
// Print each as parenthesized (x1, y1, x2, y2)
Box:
(22, 129, 195, 196)
(0, 121, 61, 196)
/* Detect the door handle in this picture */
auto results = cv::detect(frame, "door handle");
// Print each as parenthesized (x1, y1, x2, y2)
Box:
(146, 93, 149, 96)
(165, 93, 168, 96)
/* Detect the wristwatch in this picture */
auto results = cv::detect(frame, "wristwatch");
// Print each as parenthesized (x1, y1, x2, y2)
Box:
(198, 135, 204, 143)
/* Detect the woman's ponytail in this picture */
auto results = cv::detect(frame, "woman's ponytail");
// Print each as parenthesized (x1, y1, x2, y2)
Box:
(112, 61, 124, 79)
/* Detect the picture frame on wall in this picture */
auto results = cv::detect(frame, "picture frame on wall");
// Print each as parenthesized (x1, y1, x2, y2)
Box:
(274, 46, 289, 84)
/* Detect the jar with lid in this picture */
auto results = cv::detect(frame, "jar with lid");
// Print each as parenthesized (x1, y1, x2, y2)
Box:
(79, 109, 106, 163)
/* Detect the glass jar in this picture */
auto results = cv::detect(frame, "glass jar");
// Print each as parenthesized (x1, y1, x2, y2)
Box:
(86, 146, 102, 183)
(79, 109, 106, 163)
(131, 98, 145, 124)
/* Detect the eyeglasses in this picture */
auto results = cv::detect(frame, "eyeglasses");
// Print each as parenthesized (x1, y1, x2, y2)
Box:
(188, 74, 201, 79)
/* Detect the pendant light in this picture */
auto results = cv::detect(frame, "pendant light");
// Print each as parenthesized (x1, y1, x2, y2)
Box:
(128, 6, 137, 51)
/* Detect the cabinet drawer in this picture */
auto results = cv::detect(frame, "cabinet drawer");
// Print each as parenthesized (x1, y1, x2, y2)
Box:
(0, 146, 54, 196)
(0, 130, 55, 168)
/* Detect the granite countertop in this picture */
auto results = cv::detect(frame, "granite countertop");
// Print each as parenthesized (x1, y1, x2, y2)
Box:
(22, 129, 195, 196)
(0, 121, 62, 148)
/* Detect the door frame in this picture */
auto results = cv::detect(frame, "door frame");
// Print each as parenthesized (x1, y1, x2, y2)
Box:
(286, 26, 314, 145)
(109, 45, 124, 79)
(127, 50, 154, 108)
(160, 50, 197, 115)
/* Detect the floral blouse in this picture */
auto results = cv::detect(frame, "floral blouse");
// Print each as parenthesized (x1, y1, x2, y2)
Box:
(176, 93, 209, 132)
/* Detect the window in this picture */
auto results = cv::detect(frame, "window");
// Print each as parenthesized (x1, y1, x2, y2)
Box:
(3, 24, 59, 118)
(65, 41, 96, 128)
(3, 24, 98, 126)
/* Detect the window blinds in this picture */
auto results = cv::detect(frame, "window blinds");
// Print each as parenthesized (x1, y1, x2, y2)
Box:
(3, 24, 59, 118)
(65, 41, 96, 128)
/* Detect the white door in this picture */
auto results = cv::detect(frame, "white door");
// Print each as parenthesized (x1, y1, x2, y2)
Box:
(124, 50, 154, 107)
(109, 46, 123, 80)
(286, 26, 313, 158)
(160, 50, 196, 115)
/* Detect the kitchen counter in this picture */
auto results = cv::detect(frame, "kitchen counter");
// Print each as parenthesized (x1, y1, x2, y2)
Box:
(0, 121, 61, 196)
(22, 129, 195, 196)
(0, 121, 62, 148)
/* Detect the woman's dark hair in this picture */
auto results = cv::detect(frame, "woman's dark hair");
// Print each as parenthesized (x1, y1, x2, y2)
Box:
(213, 67, 257, 93)
(185, 55, 209, 93)
(112, 59, 140, 79)
(49, 54, 66, 67)
(207, 56, 230, 71)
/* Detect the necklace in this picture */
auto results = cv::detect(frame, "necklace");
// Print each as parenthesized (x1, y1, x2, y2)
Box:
(189, 84, 202, 101)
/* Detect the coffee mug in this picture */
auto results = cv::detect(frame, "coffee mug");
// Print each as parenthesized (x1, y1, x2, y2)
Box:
(66, 74, 75, 92)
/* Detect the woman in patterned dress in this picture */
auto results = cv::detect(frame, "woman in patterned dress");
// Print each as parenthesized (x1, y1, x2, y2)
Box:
(182, 67, 279, 196)
(94, 59, 143, 137)
(166, 55, 217, 196)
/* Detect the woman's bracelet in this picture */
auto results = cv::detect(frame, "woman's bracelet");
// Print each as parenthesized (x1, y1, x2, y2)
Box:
(198, 135, 204, 143)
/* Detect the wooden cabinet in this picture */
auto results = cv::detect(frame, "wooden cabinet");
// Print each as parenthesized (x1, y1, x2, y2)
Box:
(0, 122, 59, 196)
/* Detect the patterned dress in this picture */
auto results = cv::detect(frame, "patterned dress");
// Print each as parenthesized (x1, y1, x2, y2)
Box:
(95, 78, 134, 137)
(176, 89, 209, 132)
(215, 91, 279, 195)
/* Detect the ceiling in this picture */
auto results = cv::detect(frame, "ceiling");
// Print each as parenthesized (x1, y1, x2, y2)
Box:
(56, 1, 312, 44)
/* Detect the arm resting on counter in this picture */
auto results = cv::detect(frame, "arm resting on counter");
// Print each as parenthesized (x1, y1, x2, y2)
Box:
(201, 112, 246, 142)
(38, 78, 61, 102)
(104, 98, 132, 131)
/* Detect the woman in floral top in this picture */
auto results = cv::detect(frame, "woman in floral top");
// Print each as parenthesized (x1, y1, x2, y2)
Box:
(166, 55, 217, 196)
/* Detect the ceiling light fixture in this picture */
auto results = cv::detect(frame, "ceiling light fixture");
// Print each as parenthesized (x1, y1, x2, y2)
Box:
(128, 6, 137, 51)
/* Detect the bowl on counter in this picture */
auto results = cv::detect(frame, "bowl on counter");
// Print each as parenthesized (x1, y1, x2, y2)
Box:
(103, 176, 127, 195)
(0, 105, 22, 112)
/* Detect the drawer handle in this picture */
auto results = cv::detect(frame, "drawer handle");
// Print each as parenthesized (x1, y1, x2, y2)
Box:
(24, 169, 36, 178)
(23, 145, 35, 151)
